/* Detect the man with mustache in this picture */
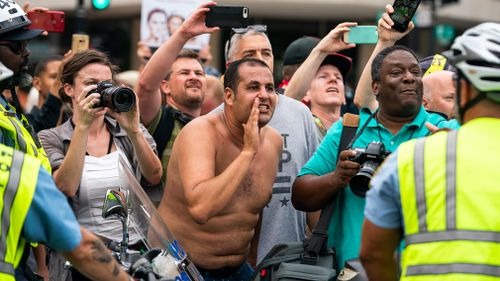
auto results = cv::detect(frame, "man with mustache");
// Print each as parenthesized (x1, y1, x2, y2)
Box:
(137, 3, 218, 204)
(157, 58, 283, 281)
(292, 43, 459, 270)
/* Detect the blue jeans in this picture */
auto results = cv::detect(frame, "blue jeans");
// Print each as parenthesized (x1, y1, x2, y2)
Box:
(198, 262, 254, 281)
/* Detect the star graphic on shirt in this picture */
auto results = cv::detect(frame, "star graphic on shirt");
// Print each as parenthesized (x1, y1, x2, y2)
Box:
(280, 196, 289, 207)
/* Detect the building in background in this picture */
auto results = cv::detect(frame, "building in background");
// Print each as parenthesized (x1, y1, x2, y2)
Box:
(19, 0, 500, 84)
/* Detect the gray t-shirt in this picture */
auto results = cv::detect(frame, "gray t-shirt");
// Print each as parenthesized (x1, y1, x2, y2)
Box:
(257, 95, 319, 263)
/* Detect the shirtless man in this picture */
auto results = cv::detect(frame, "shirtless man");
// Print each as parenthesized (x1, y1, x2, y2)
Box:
(157, 58, 283, 281)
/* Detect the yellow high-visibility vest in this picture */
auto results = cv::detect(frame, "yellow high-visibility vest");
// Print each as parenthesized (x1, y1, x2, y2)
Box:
(0, 144, 39, 281)
(0, 103, 51, 172)
(398, 119, 500, 281)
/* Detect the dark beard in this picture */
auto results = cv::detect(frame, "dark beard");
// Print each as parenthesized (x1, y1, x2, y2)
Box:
(0, 68, 32, 91)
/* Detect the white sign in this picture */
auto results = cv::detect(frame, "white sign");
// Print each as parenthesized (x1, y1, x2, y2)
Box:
(141, 0, 210, 50)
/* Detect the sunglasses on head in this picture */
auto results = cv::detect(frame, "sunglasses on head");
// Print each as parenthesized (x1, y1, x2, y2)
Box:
(225, 25, 267, 60)
(0, 40, 28, 55)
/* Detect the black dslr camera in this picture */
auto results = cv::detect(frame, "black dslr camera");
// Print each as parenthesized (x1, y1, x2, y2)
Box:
(348, 142, 390, 197)
(88, 82, 136, 112)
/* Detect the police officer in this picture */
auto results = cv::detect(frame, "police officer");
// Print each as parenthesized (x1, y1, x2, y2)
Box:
(0, 1, 55, 170)
(360, 22, 500, 281)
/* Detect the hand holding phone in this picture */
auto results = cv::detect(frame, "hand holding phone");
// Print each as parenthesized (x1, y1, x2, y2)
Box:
(72, 34, 89, 54)
(205, 6, 249, 28)
(390, 0, 421, 32)
(27, 11, 65, 33)
(343, 26, 378, 44)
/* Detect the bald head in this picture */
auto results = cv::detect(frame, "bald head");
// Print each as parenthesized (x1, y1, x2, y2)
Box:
(422, 70, 456, 119)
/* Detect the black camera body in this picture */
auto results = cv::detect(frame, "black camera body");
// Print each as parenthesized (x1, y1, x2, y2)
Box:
(348, 142, 390, 197)
(88, 81, 136, 112)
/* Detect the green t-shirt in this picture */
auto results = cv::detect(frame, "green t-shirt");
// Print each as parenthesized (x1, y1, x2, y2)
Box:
(298, 106, 459, 269)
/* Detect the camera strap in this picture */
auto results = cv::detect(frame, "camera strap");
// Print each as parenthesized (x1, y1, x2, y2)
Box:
(153, 106, 193, 157)
(303, 113, 362, 260)
(345, 110, 376, 150)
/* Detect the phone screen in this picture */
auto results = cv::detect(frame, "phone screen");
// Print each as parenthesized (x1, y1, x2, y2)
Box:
(391, 0, 421, 32)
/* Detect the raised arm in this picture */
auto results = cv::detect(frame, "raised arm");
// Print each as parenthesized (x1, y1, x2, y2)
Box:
(178, 100, 263, 224)
(354, 4, 414, 111)
(137, 2, 219, 126)
(285, 22, 356, 101)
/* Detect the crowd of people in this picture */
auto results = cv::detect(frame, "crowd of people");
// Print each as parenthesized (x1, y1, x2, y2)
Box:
(0, 1, 499, 281)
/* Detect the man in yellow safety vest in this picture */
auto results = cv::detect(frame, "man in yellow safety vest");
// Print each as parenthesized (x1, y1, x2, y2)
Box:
(360, 22, 500, 281)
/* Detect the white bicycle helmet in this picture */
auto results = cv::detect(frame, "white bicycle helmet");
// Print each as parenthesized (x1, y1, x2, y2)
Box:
(442, 22, 500, 102)
(0, 1, 30, 35)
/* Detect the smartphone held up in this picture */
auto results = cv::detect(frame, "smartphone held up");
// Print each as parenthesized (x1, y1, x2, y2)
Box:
(205, 6, 249, 28)
(27, 11, 65, 33)
(390, 0, 421, 32)
(343, 26, 378, 44)
(72, 34, 90, 54)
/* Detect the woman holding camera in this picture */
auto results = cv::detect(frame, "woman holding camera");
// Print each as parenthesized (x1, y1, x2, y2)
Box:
(39, 50, 162, 254)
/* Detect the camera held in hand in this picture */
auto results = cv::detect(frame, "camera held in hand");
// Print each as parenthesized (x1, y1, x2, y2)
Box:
(88, 81, 136, 112)
(348, 142, 390, 197)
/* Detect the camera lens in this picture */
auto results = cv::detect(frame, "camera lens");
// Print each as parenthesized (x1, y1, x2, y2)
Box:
(350, 160, 378, 197)
(101, 86, 136, 112)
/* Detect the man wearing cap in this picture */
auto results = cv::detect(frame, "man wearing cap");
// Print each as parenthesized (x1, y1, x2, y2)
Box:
(277, 36, 320, 94)
(284, 30, 354, 140)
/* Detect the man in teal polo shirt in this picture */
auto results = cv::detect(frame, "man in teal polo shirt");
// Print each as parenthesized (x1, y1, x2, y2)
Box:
(291, 45, 459, 270)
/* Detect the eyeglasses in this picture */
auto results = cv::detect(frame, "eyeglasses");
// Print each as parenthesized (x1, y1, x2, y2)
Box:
(225, 25, 267, 60)
(0, 40, 28, 55)
(230, 25, 267, 36)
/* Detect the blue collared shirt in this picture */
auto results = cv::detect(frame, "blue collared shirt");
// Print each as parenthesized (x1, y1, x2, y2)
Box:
(23, 167, 82, 252)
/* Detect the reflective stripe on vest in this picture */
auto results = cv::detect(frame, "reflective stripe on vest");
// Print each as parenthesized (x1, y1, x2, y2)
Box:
(0, 104, 51, 173)
(398, 130, 500, 280)
(0, 150, 22, 276)
(0, 146, 38, 279)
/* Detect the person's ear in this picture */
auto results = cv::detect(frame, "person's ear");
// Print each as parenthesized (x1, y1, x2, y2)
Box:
(32, 77, 42, 91)
(224, 87, 235, 106)
(422, 96, 430, 109)
(303, 91, 311, 103)
(160, 80, 170, 96)
(372, 80, 380, 99)
(63, 83, 74, 98)
(459, 79, 472, 108)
